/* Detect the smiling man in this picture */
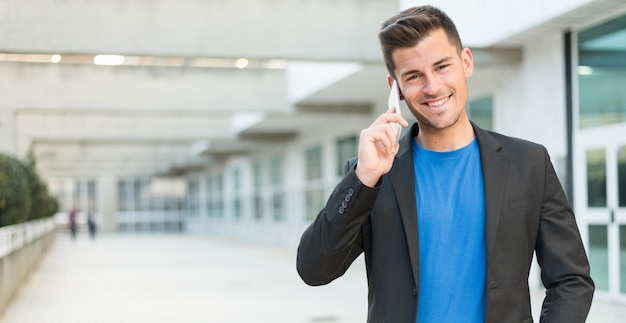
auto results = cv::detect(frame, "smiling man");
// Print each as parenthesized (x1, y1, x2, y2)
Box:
(296, 5, 594, 323)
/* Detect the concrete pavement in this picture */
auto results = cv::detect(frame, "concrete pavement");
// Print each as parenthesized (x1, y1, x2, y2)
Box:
(0, 233, 624, 322)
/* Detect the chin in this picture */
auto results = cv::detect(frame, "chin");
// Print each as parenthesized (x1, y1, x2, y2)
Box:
(422, 116, 461, 131)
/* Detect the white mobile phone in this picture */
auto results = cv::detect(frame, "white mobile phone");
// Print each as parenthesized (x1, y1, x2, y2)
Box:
(388, 80, 402, 141)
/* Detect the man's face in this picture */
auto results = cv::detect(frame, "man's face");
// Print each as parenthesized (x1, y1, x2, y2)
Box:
(391, 28, 473, 132)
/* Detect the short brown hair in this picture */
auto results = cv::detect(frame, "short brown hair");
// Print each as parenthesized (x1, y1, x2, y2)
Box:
(378, 6, 463, 79)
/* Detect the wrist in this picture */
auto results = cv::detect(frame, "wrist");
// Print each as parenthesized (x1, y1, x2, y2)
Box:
(355, 166, 381, 188)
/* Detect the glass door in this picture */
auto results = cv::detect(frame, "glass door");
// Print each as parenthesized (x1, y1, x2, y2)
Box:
(575, 12, 626, 302)
(575, 126, 626, 303)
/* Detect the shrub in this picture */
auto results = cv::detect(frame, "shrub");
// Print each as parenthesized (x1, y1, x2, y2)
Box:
(23, 153, 59, 220)
(0, 153, 32, 227)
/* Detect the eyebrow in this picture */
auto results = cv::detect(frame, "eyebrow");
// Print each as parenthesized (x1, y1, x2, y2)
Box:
(399, 56, 454, 78)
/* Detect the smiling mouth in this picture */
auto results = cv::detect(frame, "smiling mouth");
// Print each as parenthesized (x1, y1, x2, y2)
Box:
(425, 95, 450, 107)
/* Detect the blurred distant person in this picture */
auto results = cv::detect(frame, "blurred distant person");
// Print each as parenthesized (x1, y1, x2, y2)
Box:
(87, 210, 97, 239)
(68, 208, 78, 239)
(296, 5, 594, 323)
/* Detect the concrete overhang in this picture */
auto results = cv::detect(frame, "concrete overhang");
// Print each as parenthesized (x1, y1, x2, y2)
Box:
(492, 0, 626, 47)
(1, 0, 397, 62)
(288, 48, 523, 111)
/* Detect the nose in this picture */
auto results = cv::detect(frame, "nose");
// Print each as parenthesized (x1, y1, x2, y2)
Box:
(422, 74, 442, 96)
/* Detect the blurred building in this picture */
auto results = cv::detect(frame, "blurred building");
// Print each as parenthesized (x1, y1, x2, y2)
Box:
(0, 0, 625, 303)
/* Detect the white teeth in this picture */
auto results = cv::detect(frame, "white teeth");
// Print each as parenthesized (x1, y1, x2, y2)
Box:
(427, 97, 448, 107)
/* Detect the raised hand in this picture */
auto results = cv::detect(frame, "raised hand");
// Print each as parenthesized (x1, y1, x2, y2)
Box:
(355, 106, 409, 187)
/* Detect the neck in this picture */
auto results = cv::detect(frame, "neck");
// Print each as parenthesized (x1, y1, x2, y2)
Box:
(415, 119, 475, 152)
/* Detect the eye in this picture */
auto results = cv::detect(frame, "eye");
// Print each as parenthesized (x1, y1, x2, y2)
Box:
(435, 64, 450, 71)
(406, 73, 422, 81)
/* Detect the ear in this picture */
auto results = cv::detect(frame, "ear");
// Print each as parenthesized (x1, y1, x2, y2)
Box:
(387, 75, 405, 101)
(387, 75, 394, 88)
(461, 48, 474, 78)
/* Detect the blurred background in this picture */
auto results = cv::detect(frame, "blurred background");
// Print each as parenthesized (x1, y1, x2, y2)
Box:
(1, 0, 626, 321)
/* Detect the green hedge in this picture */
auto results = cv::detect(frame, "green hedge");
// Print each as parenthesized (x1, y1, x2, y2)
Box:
(23, 153, 59, 221)
(0, 153, 58, 227)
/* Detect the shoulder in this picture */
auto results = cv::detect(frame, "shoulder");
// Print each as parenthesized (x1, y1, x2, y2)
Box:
(474, 126, 548, 160)
(490, 131, 544, 150)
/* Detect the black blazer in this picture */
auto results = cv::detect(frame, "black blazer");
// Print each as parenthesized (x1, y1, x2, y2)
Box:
(297, 123, 594, 323)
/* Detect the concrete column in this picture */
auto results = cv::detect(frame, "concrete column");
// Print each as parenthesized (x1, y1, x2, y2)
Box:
(99, 175, 117, 233)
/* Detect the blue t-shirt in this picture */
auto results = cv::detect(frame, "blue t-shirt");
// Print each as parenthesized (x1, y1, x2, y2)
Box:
(412, 138, 486, 323)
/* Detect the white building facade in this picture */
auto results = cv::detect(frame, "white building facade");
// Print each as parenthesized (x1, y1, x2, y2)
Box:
(185, 0, 626, 303)
(1, 0, 625, 304)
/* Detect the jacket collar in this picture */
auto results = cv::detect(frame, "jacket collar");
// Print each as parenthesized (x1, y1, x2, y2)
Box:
(473, 124, 508, 264)
(389, 122, 508, 285)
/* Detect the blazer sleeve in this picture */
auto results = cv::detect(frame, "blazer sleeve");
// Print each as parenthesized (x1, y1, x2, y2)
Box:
(535, 147, 595, 322)
(296, 160, 379, 286)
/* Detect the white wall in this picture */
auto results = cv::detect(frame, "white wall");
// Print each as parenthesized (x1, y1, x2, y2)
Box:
(496, 32, 568, 160)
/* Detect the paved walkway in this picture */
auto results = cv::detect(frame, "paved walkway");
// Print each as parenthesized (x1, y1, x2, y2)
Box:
(1, 233, 625, 323)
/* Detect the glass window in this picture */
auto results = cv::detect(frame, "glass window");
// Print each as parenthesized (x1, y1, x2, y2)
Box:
(621, 225, 626, 294)
(468, 95, 494, 131)
(143, 179, 157, 212)
(232, 168, 243, 219)
(587, 149, 607, 207)
(271, 193, 284, 221)
(133, 178, 150, 211)
(73, 180, 82, 211)
(117, 180, 128, 211)
(578, 14, 626, 129)
(336, 135, 358, 176)
(305, 145, 324, 221)
(270, 156, 284, 222)
(617, 146, 626, 207)
(216, 175, 224, 217)
(206, 176, 214, 217)
(150, 191, 162, 212)
(165, 195, 179, 211)
(206, 175, 224, 217)
(252, 162, 264, 221)
(187, 180, 199, 217)
(305, 146, 323, 181)
(589, 224, 609, 291)
(305, 188, 324, 221)
(270, 156, 283, 185)
(87, 180, 97, 212)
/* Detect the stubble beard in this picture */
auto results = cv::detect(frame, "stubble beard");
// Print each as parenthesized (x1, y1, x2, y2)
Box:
(407, 100, 464, 133)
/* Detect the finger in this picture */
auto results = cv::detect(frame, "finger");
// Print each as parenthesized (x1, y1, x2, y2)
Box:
(377, 126, 399, 155)
(363, 127, 391, 153)
(390, 111, 410, 125)
(365, 117, 405, 153)
(372, 111, 402, 128)
(397, 115, 410, 127)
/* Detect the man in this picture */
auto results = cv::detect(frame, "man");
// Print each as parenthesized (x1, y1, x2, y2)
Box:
(296, 5, 594, 323)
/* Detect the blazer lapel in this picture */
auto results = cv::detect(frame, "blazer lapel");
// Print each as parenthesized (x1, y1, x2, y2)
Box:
(473, 124, 509, 264)
(387, 123, 508, 288)
(389, 124, 420, 289)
